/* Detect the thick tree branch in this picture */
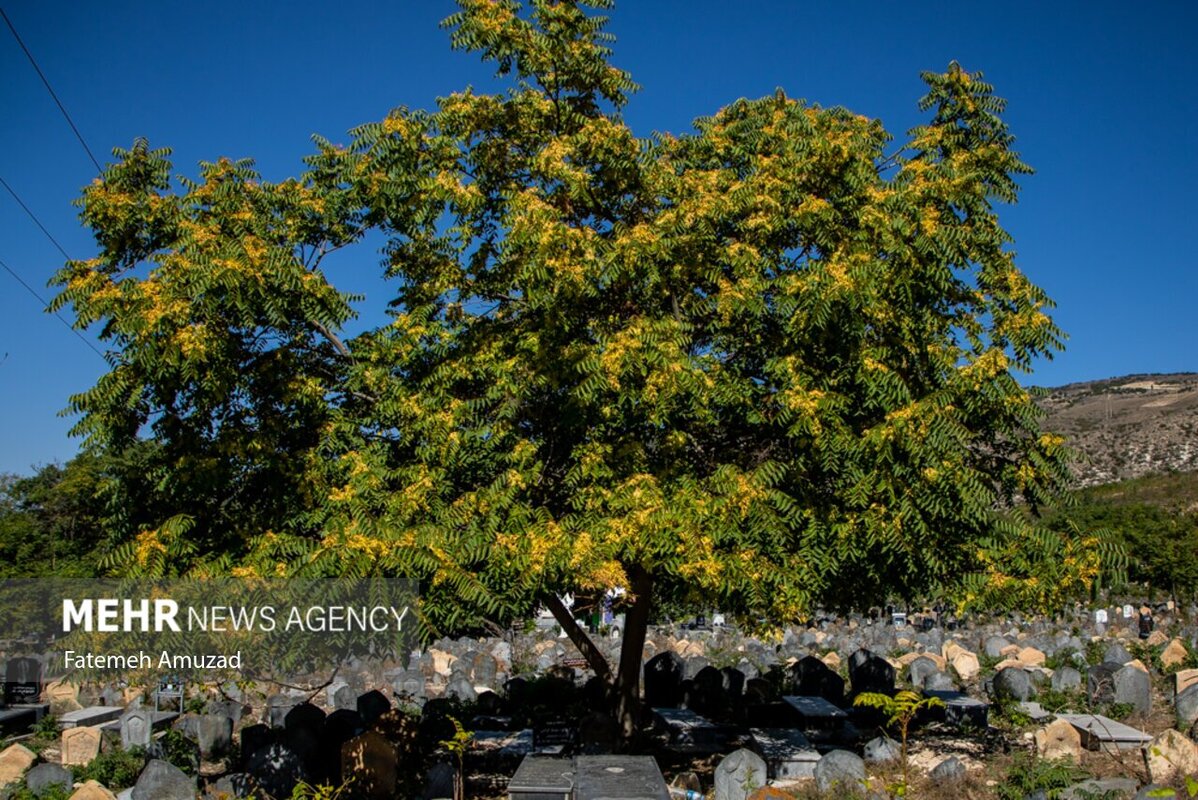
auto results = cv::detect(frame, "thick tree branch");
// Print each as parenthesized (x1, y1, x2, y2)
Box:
(541, 592, 612, 684)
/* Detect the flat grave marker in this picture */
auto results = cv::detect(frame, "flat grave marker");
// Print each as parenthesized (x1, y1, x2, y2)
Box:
(573, 755, 669, 800)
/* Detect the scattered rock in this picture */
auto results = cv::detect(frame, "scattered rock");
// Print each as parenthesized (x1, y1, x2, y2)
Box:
(930, 755, 966, 782)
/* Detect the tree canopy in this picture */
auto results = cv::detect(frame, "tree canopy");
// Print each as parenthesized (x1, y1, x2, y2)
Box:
(51, 0, 1097, 730)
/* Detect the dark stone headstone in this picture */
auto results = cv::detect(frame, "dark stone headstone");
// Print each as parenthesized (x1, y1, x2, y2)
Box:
(341, 730, 399, 800)
(246, 742, 309, 800)
(1087, 662, 1122, 706)
(720, 667, 745, 699)
(577, 712, 619, 755)
(644, 652, 684, 709)
(4, 657, 42, 706)
(847, 650, 894, 696)
(789, 656, 845, 705)
(423, 761, 457, 800)
(239, 723, 274, 765)
(357, 690, 391, 727)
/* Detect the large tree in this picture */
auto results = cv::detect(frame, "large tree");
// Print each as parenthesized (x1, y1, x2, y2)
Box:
(53, 0, 1087, 735)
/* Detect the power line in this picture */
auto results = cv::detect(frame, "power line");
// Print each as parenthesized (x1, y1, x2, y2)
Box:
(1, 6, 103, 174)
(0, 254, 106, 360)
(0, 175, 72, 261)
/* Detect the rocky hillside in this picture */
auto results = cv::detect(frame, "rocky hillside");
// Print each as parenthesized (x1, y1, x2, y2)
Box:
(1037, 373, 1198, 487)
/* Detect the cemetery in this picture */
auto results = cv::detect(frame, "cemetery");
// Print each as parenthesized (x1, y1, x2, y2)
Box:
(1, 0, 1195, 798)
(3, 602, 1198, 798)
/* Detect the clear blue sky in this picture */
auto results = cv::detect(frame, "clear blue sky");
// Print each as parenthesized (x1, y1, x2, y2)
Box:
(2, 1, 1195, 475)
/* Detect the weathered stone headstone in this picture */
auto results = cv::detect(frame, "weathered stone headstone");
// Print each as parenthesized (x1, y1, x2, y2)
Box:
(445, 675, 477, 703)
(1052, 666, 1083, 692)
(46, 679, 82, 715)
(1113, 664, 1151, 715)
(813, 749, 865, 794)
(992, 667, 1032, 701)
(266, 693, 299, 728)
(120, 706, 152, 750)
(131, 759, 194, 800)
(192, 713, 233, 760)
(863, 736, 900, 764)
(341, 730, 399, 800)
(26, 763, 72, 796)
(0, 743, 36, 786)
(61, 725, 102, 767)
(1035, 719, 1082, 763)
(713, 748, 768, 800)
(67, 780, 118, 800)
(573, 755, 669, 800)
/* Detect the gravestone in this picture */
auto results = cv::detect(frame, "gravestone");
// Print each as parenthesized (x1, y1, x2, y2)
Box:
(908, 656, 939, 689)
(1086, 663, 1121, 706)
(643, 652, 684, 709)
(423, 761, 457, 800)
(789, 656, 845, 705)
(61, 725, 102, 766)
(211, 773, 259, 799)
(813, 750, 866, 794)
(393, 670, 426, 701)
(131, 759, 194, 800)
(245, 741, 310, 799)
(66, 780, 117, 800)
(713, 748, 768, 800)
(573, 755, 669, 800)
(154, 676, 184, 713)
(356, 690, 391, 727)
(1113, 665, 1151, 715)
(507, 755, 574, 800)
(750, 728, 820, 779)
(341, 730, 399, 800)
(332, 684, 356, 712)
(3, 657, 42, 705)
(120, 706, 152, 750)
(25, 763, 72, 796)
(266, 693, 299, 728)
(721, 667, 745, 698)
(1056, 713, 1152, 753)
(193, 714, 233, 760)
(847, 650, 894, 696)
(0, 743, 35, 785)
(992, 667, 1032, 701)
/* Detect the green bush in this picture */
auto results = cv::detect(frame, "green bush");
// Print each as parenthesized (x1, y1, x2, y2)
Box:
(73, 745, 147, 790)
(997, 753, 1089, 800)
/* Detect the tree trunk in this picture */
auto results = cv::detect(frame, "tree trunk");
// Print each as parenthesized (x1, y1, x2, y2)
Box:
(614, 567, 653, 742)
(542, 592, 612, 684)
(541, 569, 653, 743)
